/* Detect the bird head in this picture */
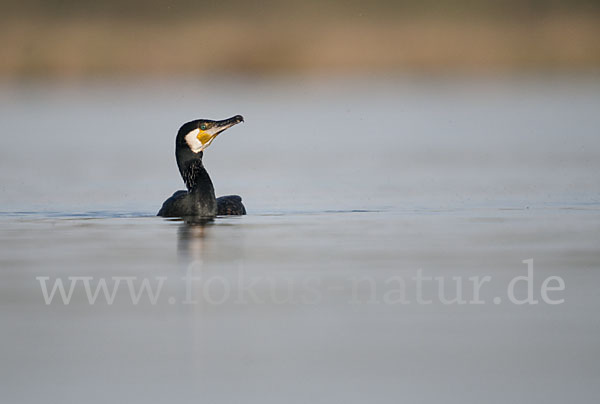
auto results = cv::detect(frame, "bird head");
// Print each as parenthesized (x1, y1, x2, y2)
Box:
(177, 115, 244, 153)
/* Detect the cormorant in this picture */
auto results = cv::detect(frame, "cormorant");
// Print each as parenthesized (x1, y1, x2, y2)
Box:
(158, 115, 246, 218)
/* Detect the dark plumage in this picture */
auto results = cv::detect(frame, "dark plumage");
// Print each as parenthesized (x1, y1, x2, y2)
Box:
(217, 195, 246, 215)
(158, 116, 246, 218)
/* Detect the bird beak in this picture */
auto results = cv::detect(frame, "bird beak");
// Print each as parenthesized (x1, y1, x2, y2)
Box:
(212, 115, 244, 136)
(198, 115, 244, 151)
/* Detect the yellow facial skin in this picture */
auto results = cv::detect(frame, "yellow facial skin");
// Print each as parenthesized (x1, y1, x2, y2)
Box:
(197, 130, 216, 150)
(194, 122, 222, 152)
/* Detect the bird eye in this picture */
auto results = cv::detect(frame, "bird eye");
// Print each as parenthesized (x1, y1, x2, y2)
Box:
(200, 123, 207, 131)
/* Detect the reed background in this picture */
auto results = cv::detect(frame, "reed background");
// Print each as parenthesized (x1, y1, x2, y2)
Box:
(2, 0, 600, 78)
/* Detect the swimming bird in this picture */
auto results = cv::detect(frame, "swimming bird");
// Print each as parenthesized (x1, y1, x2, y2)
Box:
(158, 115, 246, 218)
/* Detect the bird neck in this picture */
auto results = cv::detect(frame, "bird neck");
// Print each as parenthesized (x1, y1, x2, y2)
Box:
(179, 158, 215, 198)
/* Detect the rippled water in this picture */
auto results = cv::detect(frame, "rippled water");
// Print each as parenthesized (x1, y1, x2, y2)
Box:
(1, 76, 599, 403)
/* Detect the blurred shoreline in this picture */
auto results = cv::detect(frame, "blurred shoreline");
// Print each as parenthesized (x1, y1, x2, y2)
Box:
(2, 2, 600, 78)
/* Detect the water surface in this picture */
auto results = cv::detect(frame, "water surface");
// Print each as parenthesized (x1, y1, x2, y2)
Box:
(1, 76, 599, 403)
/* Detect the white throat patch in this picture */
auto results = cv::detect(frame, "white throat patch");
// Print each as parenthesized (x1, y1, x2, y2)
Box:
(184, 129, 204, 153)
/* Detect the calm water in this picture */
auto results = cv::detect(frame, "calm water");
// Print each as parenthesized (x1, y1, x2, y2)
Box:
(1, 76, 599, 403)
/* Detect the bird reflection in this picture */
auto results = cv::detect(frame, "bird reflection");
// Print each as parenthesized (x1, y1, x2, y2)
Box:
(176, 216, 247, 266)
(177, 218, 214, 263)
